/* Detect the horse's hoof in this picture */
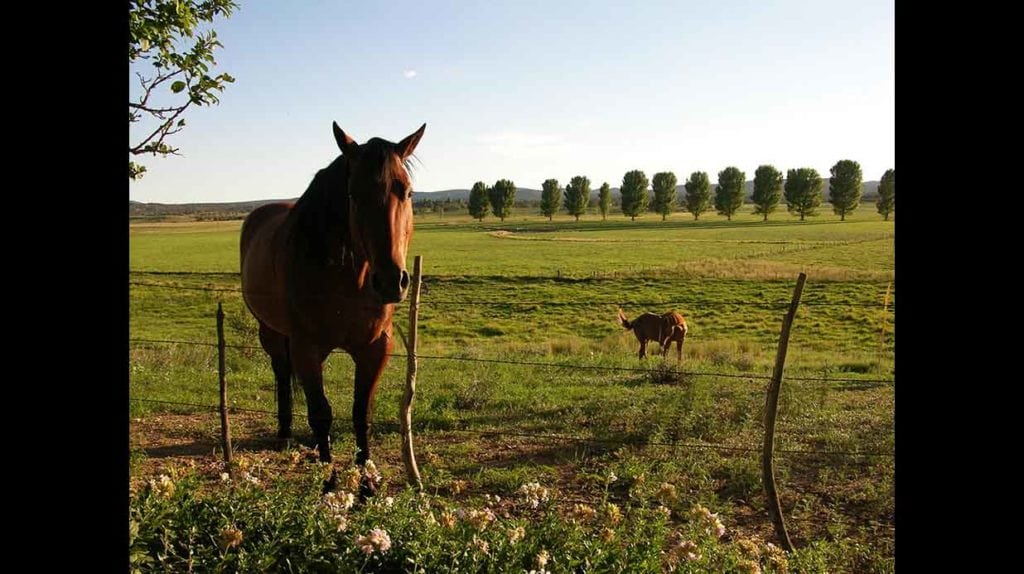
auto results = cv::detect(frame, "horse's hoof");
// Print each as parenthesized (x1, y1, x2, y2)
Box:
(358, 481, 378, 501)
(322, 469, 340, 494)
(277, 437, 293, 451)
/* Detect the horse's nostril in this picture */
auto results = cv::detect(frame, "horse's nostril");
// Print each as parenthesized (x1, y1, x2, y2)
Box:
(400, 271, 410, 290)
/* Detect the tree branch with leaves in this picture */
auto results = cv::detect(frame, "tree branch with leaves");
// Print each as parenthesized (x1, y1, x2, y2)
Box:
(129, 0, 238, 179)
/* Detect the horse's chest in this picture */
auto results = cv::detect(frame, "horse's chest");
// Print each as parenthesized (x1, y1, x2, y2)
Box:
(327, 305, 389, 345)
(289, 297, 389, 349)
(285, 265, 391, 349)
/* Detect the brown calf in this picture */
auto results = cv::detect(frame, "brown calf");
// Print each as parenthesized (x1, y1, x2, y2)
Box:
(617, 309, 689, 361)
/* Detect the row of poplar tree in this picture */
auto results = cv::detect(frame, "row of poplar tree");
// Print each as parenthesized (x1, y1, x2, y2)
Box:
(467, 161, 895, 222)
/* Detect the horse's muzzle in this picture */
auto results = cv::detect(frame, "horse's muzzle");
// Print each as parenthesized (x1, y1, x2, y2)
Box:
(371, 269, 410, 303)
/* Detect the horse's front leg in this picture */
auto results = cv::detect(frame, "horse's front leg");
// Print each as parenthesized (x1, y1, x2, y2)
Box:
(352, 335, 392, 498)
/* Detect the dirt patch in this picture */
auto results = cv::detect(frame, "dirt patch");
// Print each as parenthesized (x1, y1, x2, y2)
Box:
(130, 413, 892, 544)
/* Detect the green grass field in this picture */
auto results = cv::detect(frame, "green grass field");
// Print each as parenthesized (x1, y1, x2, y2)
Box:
(130, 203, 894, 572)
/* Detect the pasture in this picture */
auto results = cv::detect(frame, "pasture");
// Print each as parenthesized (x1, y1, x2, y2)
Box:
(129, 204, 894, 572)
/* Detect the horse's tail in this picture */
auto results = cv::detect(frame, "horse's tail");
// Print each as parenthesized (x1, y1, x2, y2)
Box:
(617, 308, 632, 330)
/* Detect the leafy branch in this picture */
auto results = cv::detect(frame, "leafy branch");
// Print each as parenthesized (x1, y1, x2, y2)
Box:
(129, 0, 238, 179)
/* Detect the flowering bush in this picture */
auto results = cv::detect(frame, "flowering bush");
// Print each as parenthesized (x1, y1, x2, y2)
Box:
(128, 464, 862, 573)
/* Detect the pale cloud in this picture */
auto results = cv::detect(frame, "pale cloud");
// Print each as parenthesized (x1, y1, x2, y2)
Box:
(403, 69, 417, 79)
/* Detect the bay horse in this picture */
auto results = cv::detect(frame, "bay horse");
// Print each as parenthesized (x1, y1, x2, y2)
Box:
(240, 121, 426, 495)
(617, 309, 689, 362)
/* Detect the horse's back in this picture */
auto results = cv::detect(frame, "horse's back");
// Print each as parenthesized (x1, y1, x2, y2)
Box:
(241, 203, 293, 258)
(662, 311, 686, 329)
(241, 202, 294, 334)
(630, 313, 662, 339)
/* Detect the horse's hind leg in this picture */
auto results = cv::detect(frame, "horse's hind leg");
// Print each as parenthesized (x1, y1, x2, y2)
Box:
(258, 323, 293, 441)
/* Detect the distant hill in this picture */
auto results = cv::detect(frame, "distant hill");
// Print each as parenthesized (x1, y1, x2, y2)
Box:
(129, 198, 296, 219)
(414, 188, 543, 203)
(129, 181, 880, 217)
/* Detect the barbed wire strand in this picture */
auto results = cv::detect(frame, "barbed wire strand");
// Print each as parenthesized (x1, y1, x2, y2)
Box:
(128, 338, 895, 385)
(129, 280, 894, 310)
(129, 397, 892, 459)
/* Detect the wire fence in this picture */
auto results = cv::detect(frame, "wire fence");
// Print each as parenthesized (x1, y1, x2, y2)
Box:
(128, 277, 895, 540)
(129, 327, 894, 462)
(128, 278, 896, 311)
(128, 397, 892, 459)
(130, 270, 896, 283)
(128, 337, 895, 385)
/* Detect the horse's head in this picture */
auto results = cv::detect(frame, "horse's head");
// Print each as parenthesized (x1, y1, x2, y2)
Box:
(333, 121, 425, 304)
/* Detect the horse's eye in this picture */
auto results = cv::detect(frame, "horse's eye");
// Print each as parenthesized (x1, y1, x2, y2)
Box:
(395, 183, 412, 201)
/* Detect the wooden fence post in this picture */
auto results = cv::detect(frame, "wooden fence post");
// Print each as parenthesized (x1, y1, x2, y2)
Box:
(400, 256, 423, 489)
(762, 272, 806, 552)
(217, 302, 233, 470)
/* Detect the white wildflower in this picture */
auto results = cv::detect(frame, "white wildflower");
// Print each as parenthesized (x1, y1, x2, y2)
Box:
(362, 460, 382, 490)
(355, 528, 391, 555)
(463, 508, 496, 531)
(149, 475, 175, 498)
(657, 482, 677, 502)
(450, 479, 467, 495)
(440, 510, 457, 529)
(469, 535, 489, 555)
(218, 526, 243, 550)
(667, 539, 700, 564)
(518, 482, 550, 509)
(332, 514, 349, 532)
(569, 503, 597, 523)
(508, 525, 526, 544)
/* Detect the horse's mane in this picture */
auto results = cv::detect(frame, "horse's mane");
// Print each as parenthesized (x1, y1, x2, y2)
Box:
(289, 139, 414, 264)
(289, 155, 350, 264)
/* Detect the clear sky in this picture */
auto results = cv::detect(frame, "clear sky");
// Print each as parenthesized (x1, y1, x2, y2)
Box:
(128, 0, 894, 204)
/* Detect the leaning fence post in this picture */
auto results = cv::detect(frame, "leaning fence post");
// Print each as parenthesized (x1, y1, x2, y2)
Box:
(217, 302, 233, 470)
(400, 255, 423, 489)
(762, 272, 806, 552)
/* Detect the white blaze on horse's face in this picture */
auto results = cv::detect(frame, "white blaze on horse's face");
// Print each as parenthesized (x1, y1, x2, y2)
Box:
(333, 122, 425, 304)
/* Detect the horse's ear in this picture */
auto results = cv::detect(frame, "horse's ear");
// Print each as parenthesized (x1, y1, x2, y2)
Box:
(395, 123, 426, 159)
(333, 121, 360, 156)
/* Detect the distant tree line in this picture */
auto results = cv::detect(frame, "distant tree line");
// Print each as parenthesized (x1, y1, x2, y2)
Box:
(462, 160, 892, 222)
(413, 195, 465, 217)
